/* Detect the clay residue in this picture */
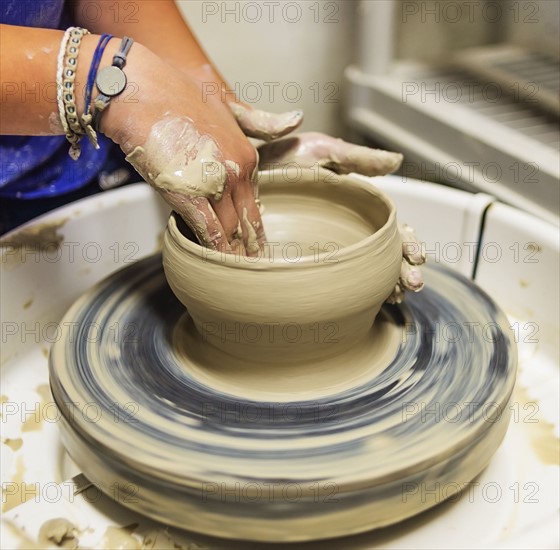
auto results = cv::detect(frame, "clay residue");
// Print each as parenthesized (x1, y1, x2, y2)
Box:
(48, 111, 64, 133)
(140, 528, 206, 549)
(0, 217, 68, 251)
(38, 518, 78, 548)
(37, 384, 51, 402)
(1, 217, 68, 268)
(21, 384, 51, 432)
(100, 526, 140, 549)
(241, 207, 259, 254)
(529, 417, 560, 465)
(526, 242, 542, 254)
(3, 437, 23, 451)
(125, 117, 227, 201)
(0, 395, 8, 418)
(514, 384, 560, 466)
(2, 456, 37, 512)
(224, 159, 240, 178)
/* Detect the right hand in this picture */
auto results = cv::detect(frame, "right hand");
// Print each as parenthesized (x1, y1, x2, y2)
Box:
(101, 43, 303, 255)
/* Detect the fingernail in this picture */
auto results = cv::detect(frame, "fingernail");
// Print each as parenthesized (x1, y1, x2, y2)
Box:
(280, 109, 303, 125)
(388, 152, 404, 172)
(406, 269, 424, 291)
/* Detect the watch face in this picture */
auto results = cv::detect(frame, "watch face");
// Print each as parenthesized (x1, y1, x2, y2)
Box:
(96, 65, 127, 96)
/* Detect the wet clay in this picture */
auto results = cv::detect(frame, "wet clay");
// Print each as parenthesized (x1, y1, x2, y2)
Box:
(3, 437, 23, 451)
(514, 384, 560, 466)
(172, 309, 400, 402)
(0, 218, 68, 250)
(163, 168, 402, 364)
(0, 218, 68, 268)
(2, 456, 35, 512)
(49, 256, 517, 542)
(140, 528, 193, 549)
(37, 518, 78, 548)
(22, 384, 51, 432)
(99, 526, 140, 549)
(125, 117, 226, 201)
(49, 168, 517, 542)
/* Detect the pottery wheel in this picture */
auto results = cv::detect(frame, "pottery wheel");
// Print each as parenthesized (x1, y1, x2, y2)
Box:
(49, 255, 516, 542)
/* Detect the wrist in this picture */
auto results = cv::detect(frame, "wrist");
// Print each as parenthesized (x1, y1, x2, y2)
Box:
(183, 64, 245, 108)
(75, 35, 148, 149)
(74, 34, 111, 124)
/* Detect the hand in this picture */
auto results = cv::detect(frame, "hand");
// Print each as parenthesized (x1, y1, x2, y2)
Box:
(252, 131, 426, 302)
(102, 45, 282, 255)
(389, 224, 425, 304)
(228, 102, 304, 142)
(256, 131, 404, 176)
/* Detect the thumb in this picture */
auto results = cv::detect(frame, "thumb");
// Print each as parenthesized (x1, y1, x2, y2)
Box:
(229, 102, 303, 142)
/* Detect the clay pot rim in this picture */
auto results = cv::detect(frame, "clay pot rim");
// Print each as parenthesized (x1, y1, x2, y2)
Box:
(165, 169, 398, 270)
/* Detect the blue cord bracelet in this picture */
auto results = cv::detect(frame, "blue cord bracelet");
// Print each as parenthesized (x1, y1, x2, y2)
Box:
(81, 34, 113, 148)
(84, 34, 113, 116)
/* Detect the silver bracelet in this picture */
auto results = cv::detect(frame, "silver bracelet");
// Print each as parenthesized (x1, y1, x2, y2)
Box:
(57, 27, 90, 160)
(56, 27, 74, 137)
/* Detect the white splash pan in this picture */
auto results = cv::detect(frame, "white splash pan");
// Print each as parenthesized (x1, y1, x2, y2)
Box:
(1, 179, 558, 549)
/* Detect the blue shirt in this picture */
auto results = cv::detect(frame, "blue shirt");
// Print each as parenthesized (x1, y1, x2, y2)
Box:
(0, 0, 112, 198)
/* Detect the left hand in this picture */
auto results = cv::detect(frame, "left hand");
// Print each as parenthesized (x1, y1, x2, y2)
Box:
(229, 106, 426, 302)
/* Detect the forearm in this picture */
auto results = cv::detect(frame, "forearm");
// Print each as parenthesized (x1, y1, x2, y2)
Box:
(0, 24, 136, 136)
(70, 0, 229, 85)
(0, 24, 65, 135)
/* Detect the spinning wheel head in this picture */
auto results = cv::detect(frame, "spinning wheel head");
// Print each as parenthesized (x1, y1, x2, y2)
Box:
(49, 252, 516, 541)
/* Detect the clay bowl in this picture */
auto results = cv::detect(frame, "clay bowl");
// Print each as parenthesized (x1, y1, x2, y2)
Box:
(162, 168, 403, 365)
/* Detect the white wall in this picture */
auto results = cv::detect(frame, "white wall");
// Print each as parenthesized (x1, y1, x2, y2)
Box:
(394, 0, 559, 62)
(502, 0, 560, 55)
(394, 0, 504, 62)
(176, 0, 355, 137)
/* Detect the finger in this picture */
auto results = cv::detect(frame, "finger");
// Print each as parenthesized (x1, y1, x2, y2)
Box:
(303, 133, 402, 176)
(399, 223, 426, 265)
(209, 189, 245, 253)
(166, 191, 232, 253)
(330, 142, 403, 176)
(386, 283, 404, 305)
(257, 132, 403, 176)
(229, 102, 304, 142)
(257, 136, 301, 170)
(230, 183, 267, 257)
(399, 260, 424, 292)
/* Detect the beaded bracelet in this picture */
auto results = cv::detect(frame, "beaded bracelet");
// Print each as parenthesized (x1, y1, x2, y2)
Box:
(56, 28, 73, 139)
(57, 27, 90, 160)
